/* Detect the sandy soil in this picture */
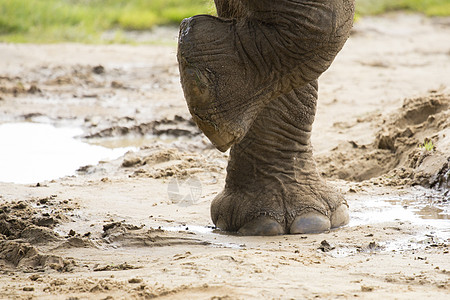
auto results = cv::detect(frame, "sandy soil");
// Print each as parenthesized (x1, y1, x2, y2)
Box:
(0, 13, 449, 299)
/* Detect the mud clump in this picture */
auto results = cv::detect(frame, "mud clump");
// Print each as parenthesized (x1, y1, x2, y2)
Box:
(94, 263, 141, 272)
(0, 197, 78, 271)
(317, 93, 450, 190)
(318, 240, 335, 252)
(0, 76, 42, 97)
(92, 65, 105, 75)
(0, 200, 61, 242)
(0, 241, 70, 271)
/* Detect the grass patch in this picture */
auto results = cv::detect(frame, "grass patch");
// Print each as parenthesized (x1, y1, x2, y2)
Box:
(0, 0, 211, 43)
(356, 0, 450, 18)
(419, 139, 435, 152)
(0, 0, 449, 43)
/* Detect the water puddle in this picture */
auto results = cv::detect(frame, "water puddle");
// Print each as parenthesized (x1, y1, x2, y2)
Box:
(349, 192, 448, 229)
(327, 233, 448, 258)
(0, 122, 133, 184)
(327, 191, 449, 257)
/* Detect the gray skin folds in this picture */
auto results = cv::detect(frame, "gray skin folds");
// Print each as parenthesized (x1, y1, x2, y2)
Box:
(177, 0, 354, 235)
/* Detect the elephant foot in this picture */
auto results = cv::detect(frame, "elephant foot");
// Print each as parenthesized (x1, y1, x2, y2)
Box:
(211, 180, 349, 236)
(237, 217, 284, 236)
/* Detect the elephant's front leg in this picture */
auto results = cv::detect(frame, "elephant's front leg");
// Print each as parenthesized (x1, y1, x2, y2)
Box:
(214, 0, 247, 19)
(211, 81, 349, 235)
(178, 0, 354, 151)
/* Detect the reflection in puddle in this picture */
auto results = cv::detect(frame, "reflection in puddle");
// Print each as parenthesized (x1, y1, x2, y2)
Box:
(0, 122, 133, 184)
(417, 205, 447, 220)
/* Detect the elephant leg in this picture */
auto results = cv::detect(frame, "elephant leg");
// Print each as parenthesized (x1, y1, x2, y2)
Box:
(214, 0, 247, 19)
(211, 81, 349, 235)
(177, 0, 354, 151)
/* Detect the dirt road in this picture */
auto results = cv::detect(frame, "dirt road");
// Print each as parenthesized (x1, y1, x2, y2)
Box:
(0, 13, 449, 299)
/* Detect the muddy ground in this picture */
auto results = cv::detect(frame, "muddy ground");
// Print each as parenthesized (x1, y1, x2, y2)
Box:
(0, 13, 449, 299)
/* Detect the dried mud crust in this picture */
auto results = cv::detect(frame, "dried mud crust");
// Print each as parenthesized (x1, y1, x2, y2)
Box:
(84, 115, 201, 139)
(3, 276, 229, 299)
(0, 53, 186, 131)
(316, 93, 450, 191)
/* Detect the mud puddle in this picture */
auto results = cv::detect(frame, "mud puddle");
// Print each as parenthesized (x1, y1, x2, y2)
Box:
(0, 122, 132, 184)
(327, 231, 449, 258)
(327, 189, 449, 257)
(349, 189, 449, 230)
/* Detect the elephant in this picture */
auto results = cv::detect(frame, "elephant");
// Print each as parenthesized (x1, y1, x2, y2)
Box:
(177, 0, 355, 235)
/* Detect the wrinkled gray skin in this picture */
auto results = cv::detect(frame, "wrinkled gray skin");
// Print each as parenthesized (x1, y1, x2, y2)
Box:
(177, 0, 354, 235)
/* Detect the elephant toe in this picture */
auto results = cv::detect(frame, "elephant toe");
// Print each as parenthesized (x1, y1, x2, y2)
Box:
(331, 204, 349, 229)
(238, 216, 285, 236)
(289, 211, 331, 234)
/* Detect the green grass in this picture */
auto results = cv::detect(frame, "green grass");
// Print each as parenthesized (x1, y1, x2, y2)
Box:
(356, 0, 450, 19)
(0, 0, 212, 43)
(0, 0, 449, 43)
(419, 139, 435, 151)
